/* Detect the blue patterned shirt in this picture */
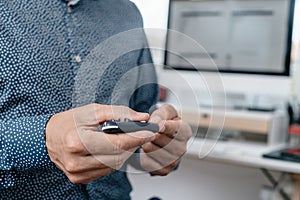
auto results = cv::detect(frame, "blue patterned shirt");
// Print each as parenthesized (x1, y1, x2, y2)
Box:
(0, 0, 158, 199)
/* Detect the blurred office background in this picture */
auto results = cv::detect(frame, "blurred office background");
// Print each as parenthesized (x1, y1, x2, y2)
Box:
(129, 1, 300, 200)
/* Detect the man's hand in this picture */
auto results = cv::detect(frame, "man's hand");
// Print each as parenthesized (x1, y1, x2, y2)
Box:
(140, 104, 192, 176)
(46, 104, 155, 184)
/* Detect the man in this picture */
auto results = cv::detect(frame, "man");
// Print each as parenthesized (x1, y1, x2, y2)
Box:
(0, 0, 191, 199)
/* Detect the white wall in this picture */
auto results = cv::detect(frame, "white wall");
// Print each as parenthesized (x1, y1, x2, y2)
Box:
(130, 0, 169, 30)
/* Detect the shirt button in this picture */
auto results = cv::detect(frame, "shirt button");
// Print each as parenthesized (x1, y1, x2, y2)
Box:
(74, 55, 81, 63)
(67, 6, 72, 13)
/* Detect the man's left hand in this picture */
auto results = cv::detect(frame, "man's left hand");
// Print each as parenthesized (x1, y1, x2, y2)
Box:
(140, 104, 192, 176)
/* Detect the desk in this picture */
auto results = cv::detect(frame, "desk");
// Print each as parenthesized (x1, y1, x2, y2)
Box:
(187, 138, 300, 174)
(186, 138, 300, 199)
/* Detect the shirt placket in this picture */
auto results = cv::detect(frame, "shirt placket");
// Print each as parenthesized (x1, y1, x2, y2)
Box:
(63, 0, 82, 73)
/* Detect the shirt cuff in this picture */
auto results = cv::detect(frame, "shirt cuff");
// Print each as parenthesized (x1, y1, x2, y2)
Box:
(0, 114, 54, 187)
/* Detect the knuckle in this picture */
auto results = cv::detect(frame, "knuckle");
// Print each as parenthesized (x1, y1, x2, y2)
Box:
(138, 137, 147, 146)
(115, 139, 123, 149)
(48, 153, 56, 163)
(155, 133, 163, 141)
(67, 175, 81, 184)
(65, 136, 84, 154)
(163, 104, 174, 112)
(114, 139, 126, 152)
(64, 159, 79, 173)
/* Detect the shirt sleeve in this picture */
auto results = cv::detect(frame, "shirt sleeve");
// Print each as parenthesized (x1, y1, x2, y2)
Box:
(0, 114, 53, 188)
(129, 47, 159, 113)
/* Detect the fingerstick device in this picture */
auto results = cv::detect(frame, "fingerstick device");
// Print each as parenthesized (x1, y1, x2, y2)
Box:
(100, 120, 159, 134)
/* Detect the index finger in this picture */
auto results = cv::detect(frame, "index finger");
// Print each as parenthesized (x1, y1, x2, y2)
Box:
(72, 104, 149, 126)
(94, 104, 150, 123)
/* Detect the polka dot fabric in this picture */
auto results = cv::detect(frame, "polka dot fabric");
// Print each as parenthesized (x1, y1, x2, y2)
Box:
(0, 0, 158, 199)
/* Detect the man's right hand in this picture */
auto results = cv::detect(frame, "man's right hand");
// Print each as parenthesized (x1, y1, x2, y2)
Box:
(45, 104, 155, 184)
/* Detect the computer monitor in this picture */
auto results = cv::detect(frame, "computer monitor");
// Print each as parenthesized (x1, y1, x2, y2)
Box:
(164, 0, 295, 76)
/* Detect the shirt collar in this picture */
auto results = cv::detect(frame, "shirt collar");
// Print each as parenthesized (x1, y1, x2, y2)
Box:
(67, 0, 80, 6)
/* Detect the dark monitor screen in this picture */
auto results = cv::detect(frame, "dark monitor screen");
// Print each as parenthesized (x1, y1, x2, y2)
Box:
(164, 0, 295, 76)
